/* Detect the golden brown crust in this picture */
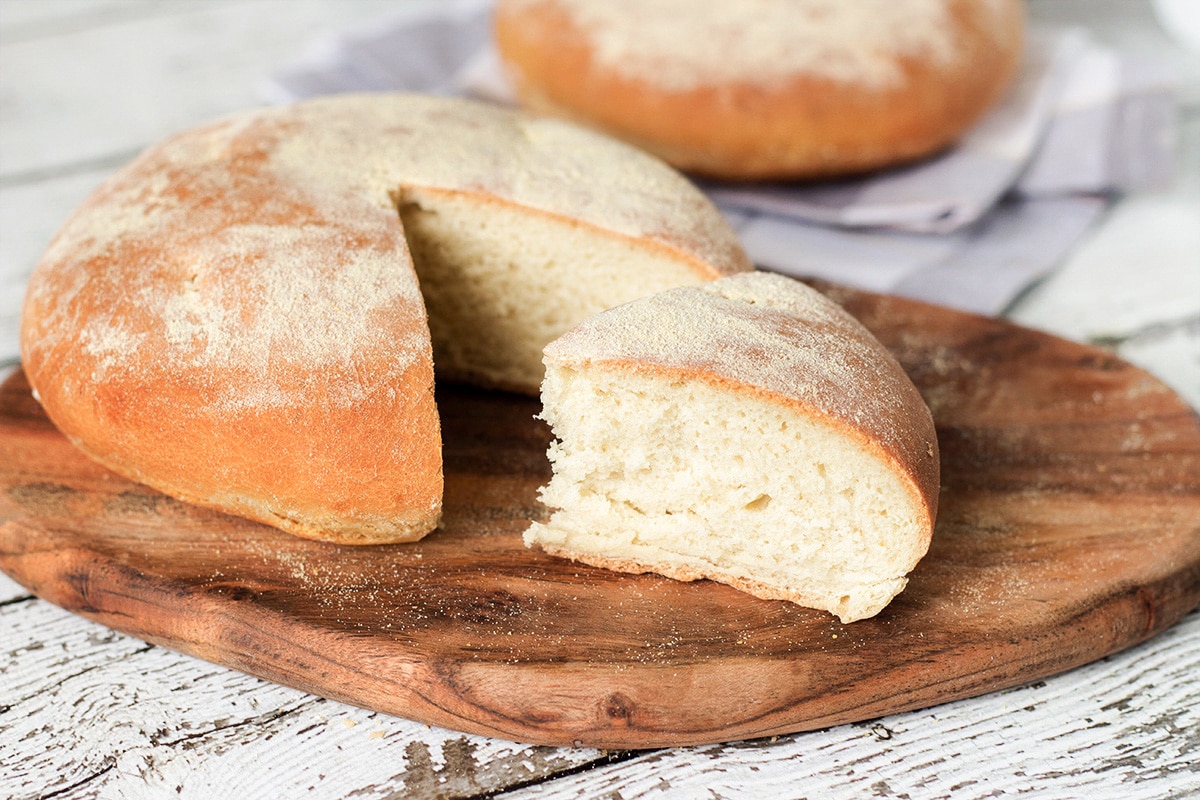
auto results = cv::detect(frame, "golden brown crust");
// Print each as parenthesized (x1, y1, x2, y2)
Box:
(20, 118, 444, 545)
(494, 0, 1025, 180)
(21, 93, 748, 544)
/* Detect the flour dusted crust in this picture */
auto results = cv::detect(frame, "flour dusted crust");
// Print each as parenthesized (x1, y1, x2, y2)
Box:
(526, 272, 940, 622)
(494, 0, 1025, 180)
(20, 92, 749, 545)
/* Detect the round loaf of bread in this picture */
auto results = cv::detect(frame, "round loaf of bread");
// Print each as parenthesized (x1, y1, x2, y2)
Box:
(494, 0, 1025, 180)
(526, 271, 939, 622)
(20, 92, 750, 545)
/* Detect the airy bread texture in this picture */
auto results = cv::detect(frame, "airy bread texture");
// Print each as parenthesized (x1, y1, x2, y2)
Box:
(395, 187, 725, 392)
(494, 0, 1025, 180)
(20, 93, 749, 544)
(526, 272, 939, 622)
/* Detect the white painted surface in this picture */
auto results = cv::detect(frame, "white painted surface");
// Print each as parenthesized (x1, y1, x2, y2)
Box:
(1, 1, 1198, 797)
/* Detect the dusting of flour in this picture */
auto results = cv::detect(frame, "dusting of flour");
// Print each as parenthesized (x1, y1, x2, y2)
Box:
(545, 271, 937, 487)
(22, 94, 748, 419)
(517, 0, 987, 89)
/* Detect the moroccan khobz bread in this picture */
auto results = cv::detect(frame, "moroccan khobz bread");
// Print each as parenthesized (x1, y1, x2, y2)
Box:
(526, 272, 940, 622)
(494, 0, 1025, 180)
(19, 92, 750, 546)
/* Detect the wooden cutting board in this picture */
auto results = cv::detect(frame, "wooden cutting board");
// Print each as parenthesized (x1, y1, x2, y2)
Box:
(2, 284, 1198, 750)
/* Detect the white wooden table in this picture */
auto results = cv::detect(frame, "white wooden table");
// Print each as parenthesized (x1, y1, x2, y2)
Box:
(2, 1, 1198, 797)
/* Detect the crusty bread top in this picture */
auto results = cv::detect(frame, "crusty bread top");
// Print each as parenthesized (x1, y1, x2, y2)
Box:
(499, 0, 1016, 90)
(544, 272, 940, 525)
(23, 93, 749, 403)
(267, 93, 749, 278)
(19, 92, 750, 543)
(495, 0, 1024, 180)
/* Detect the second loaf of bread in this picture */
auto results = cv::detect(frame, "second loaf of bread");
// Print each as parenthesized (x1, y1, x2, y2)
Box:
(495, 0, 1025, 180)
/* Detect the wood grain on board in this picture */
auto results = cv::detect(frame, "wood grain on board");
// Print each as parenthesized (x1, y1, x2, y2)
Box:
(1, 285, 1198, 749)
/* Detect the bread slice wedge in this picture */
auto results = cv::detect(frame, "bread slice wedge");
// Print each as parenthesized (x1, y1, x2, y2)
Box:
(525, 272, 939, 621)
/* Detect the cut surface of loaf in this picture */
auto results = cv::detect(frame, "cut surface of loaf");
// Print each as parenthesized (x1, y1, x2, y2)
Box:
(395, 187, 726, 392)
(526, 272, 940, 622)
(20, 92, 749, 544)
(494, 0, 1025, 180)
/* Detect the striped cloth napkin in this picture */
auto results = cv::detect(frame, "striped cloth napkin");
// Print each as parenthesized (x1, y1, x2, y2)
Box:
(265, 0, 1178, 315)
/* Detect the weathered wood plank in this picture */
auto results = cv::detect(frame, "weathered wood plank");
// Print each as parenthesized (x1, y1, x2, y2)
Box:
(0, 0, 391, 175)
(0, 599, 607, 799)
(506, 610, 1200, 798)
(6, 602, 1196, 797)
(0, 0, 139, 37)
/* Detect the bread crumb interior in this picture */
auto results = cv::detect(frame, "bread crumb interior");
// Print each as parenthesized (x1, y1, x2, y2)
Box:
(396, 187, 705, 392)
(526, 364, 927, 621)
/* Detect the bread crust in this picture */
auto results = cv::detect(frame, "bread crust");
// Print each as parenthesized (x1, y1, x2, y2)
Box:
(495, 0, 1025, 180)
(20, 116, 444, 545)
(20, 93, 749, 544)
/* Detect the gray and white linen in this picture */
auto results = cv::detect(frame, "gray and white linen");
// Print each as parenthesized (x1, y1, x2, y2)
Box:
(263, 0, 1179, 314)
